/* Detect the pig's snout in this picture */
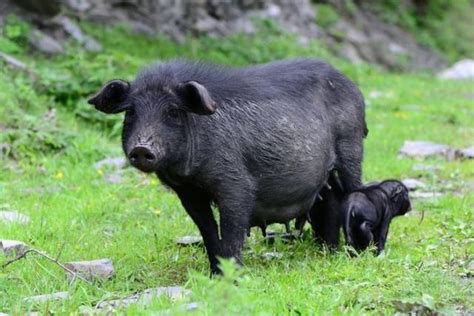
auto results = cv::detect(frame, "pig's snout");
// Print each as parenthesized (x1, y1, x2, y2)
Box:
(128, 145, 158, 172)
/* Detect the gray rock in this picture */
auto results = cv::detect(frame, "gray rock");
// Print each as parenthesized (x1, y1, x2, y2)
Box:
(94, 157, 127, 169)
(438, 59, 474, 80)
(176, 236, 203, 246)
(0, 240, 28, 256)
(24, 291, 69, 303)
(65, 0, 92, 12)
(368, 90, 394, 99)
(458, 147, 474, 159)
(104, 172, 124, 184)
(412, 164, 440, 172)
(399, 141, 451, 159)
(0, 52, 28, 70)
(155, 302, 200, 315)
(28, 29, 64, 55)
(0, 211, 30, 225)
(410, 192, 443, 200)
(402, 178, 426, 191)
(265, 231, 299, 244)
(64, 258, 114, 281)
(95, 286, 191, 310)
(262, 252, 283, 260)
(53, 16, 102, 52)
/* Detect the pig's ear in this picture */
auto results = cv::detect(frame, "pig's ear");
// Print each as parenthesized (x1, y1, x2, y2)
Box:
(178, 81, 216, 115)
(88, 80, 130, 114)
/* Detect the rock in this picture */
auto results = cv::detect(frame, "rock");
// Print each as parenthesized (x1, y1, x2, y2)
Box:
(368, 91, 393, 99)
(64, 258, 114, 281)
(458, 147, 474, 159)
(176, 236, 203, 246)
(262, 252, 283, 260)
(104, 172, 124, 184)
(95, 286, 191, 310)
(410, 192, 443, 200)
(65, 0, 92, 12)
(24, 291, 69, 303)
(265, 231, 299, 244)
(399, 141, 451, 159)
(438, 59, 474, 80)
(0, 211, 30, 225)
(94, 157, 127, 169)
(157, 302, 200, 315)
(0, 52, 28, 71)
(28, 29, 64, 55)
(53, 16, 102, 52)
(402, 178, 426, 191)
(0, 240, 28, 256)
(412, 164, 439, 172)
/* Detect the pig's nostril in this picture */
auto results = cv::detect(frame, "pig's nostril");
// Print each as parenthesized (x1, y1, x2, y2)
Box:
(144, 152, 155, 161)
(129, 153, 139, 162)
(128, 146, 157, 170)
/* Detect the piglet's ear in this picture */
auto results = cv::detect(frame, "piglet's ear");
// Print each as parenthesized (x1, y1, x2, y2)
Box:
(88, 79, 130, 114)
(390, 185, 403, 200)
(178, 81, 216, 115)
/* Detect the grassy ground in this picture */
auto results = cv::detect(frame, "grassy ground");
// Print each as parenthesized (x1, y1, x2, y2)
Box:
(1, 23, 473, 314)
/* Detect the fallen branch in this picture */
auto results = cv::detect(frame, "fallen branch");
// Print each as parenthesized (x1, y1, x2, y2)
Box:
(419, 209, 425, 224)
(2, 247, 92, 285)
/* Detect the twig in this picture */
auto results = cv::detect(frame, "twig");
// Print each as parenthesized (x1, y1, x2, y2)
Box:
(2, 248, 92, 285)
(419, 209, 425, 224)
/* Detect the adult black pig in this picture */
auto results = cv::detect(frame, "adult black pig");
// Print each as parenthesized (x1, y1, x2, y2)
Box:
(88, 58, 367, 274)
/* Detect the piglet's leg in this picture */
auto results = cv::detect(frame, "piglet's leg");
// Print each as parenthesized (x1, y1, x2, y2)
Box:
(375, 220, 390, 255)
(359, 221, 374, 249)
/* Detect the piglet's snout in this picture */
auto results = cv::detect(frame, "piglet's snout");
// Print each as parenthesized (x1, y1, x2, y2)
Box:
(128, 145, 158, 172)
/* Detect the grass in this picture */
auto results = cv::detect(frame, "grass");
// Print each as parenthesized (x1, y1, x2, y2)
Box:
(1, 22, 473, 314)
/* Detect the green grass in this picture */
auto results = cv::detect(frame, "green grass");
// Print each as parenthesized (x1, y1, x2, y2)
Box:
(1, 22, 473, 314)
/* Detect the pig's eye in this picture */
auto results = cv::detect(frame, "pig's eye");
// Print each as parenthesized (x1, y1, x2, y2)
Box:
(167, 109, 181, 120)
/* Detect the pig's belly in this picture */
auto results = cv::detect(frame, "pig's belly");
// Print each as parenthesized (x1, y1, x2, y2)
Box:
(250, 193, 318, 227)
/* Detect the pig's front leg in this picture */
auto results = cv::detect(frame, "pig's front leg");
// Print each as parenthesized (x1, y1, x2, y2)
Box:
(176, 187, 221, 275)
(216, 189, 253, 268)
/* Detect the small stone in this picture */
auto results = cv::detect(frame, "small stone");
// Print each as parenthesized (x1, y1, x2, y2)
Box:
(157, 302, 200, 315)
(176, 236, 203, 246)
(265, 231, 299, 244)
(0, 52, 27, 70)
(0, 211, 30, 225)
(458, 147, 474, 159)
(64, 258, 114, 281)
(0, 240, 28, 256)
(412, 164, 439, 172)
(104, 172, 124, 184)
(438, 59, 474, 80)
(95, 286, 191, 309)
(410, 192, 443, 200)
(94, 157, 127, 169)
(399, 141, 450, 159)
(28, 29, 64, 55)
(402, 178, 426, 191)
(368, 90, 393, 99)
(262, 252, 283, 260)
(24, 291, 69, 303)
(54, 16, 102, 52)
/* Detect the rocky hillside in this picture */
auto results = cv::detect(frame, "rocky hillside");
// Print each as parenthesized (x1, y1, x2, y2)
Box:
(1, 0, 472, 71)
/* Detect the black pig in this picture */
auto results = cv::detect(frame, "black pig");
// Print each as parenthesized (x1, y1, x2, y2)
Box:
(341, 180, 411, 255)
(309, 171, 345, 249)
(88, 58, 367, 274)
